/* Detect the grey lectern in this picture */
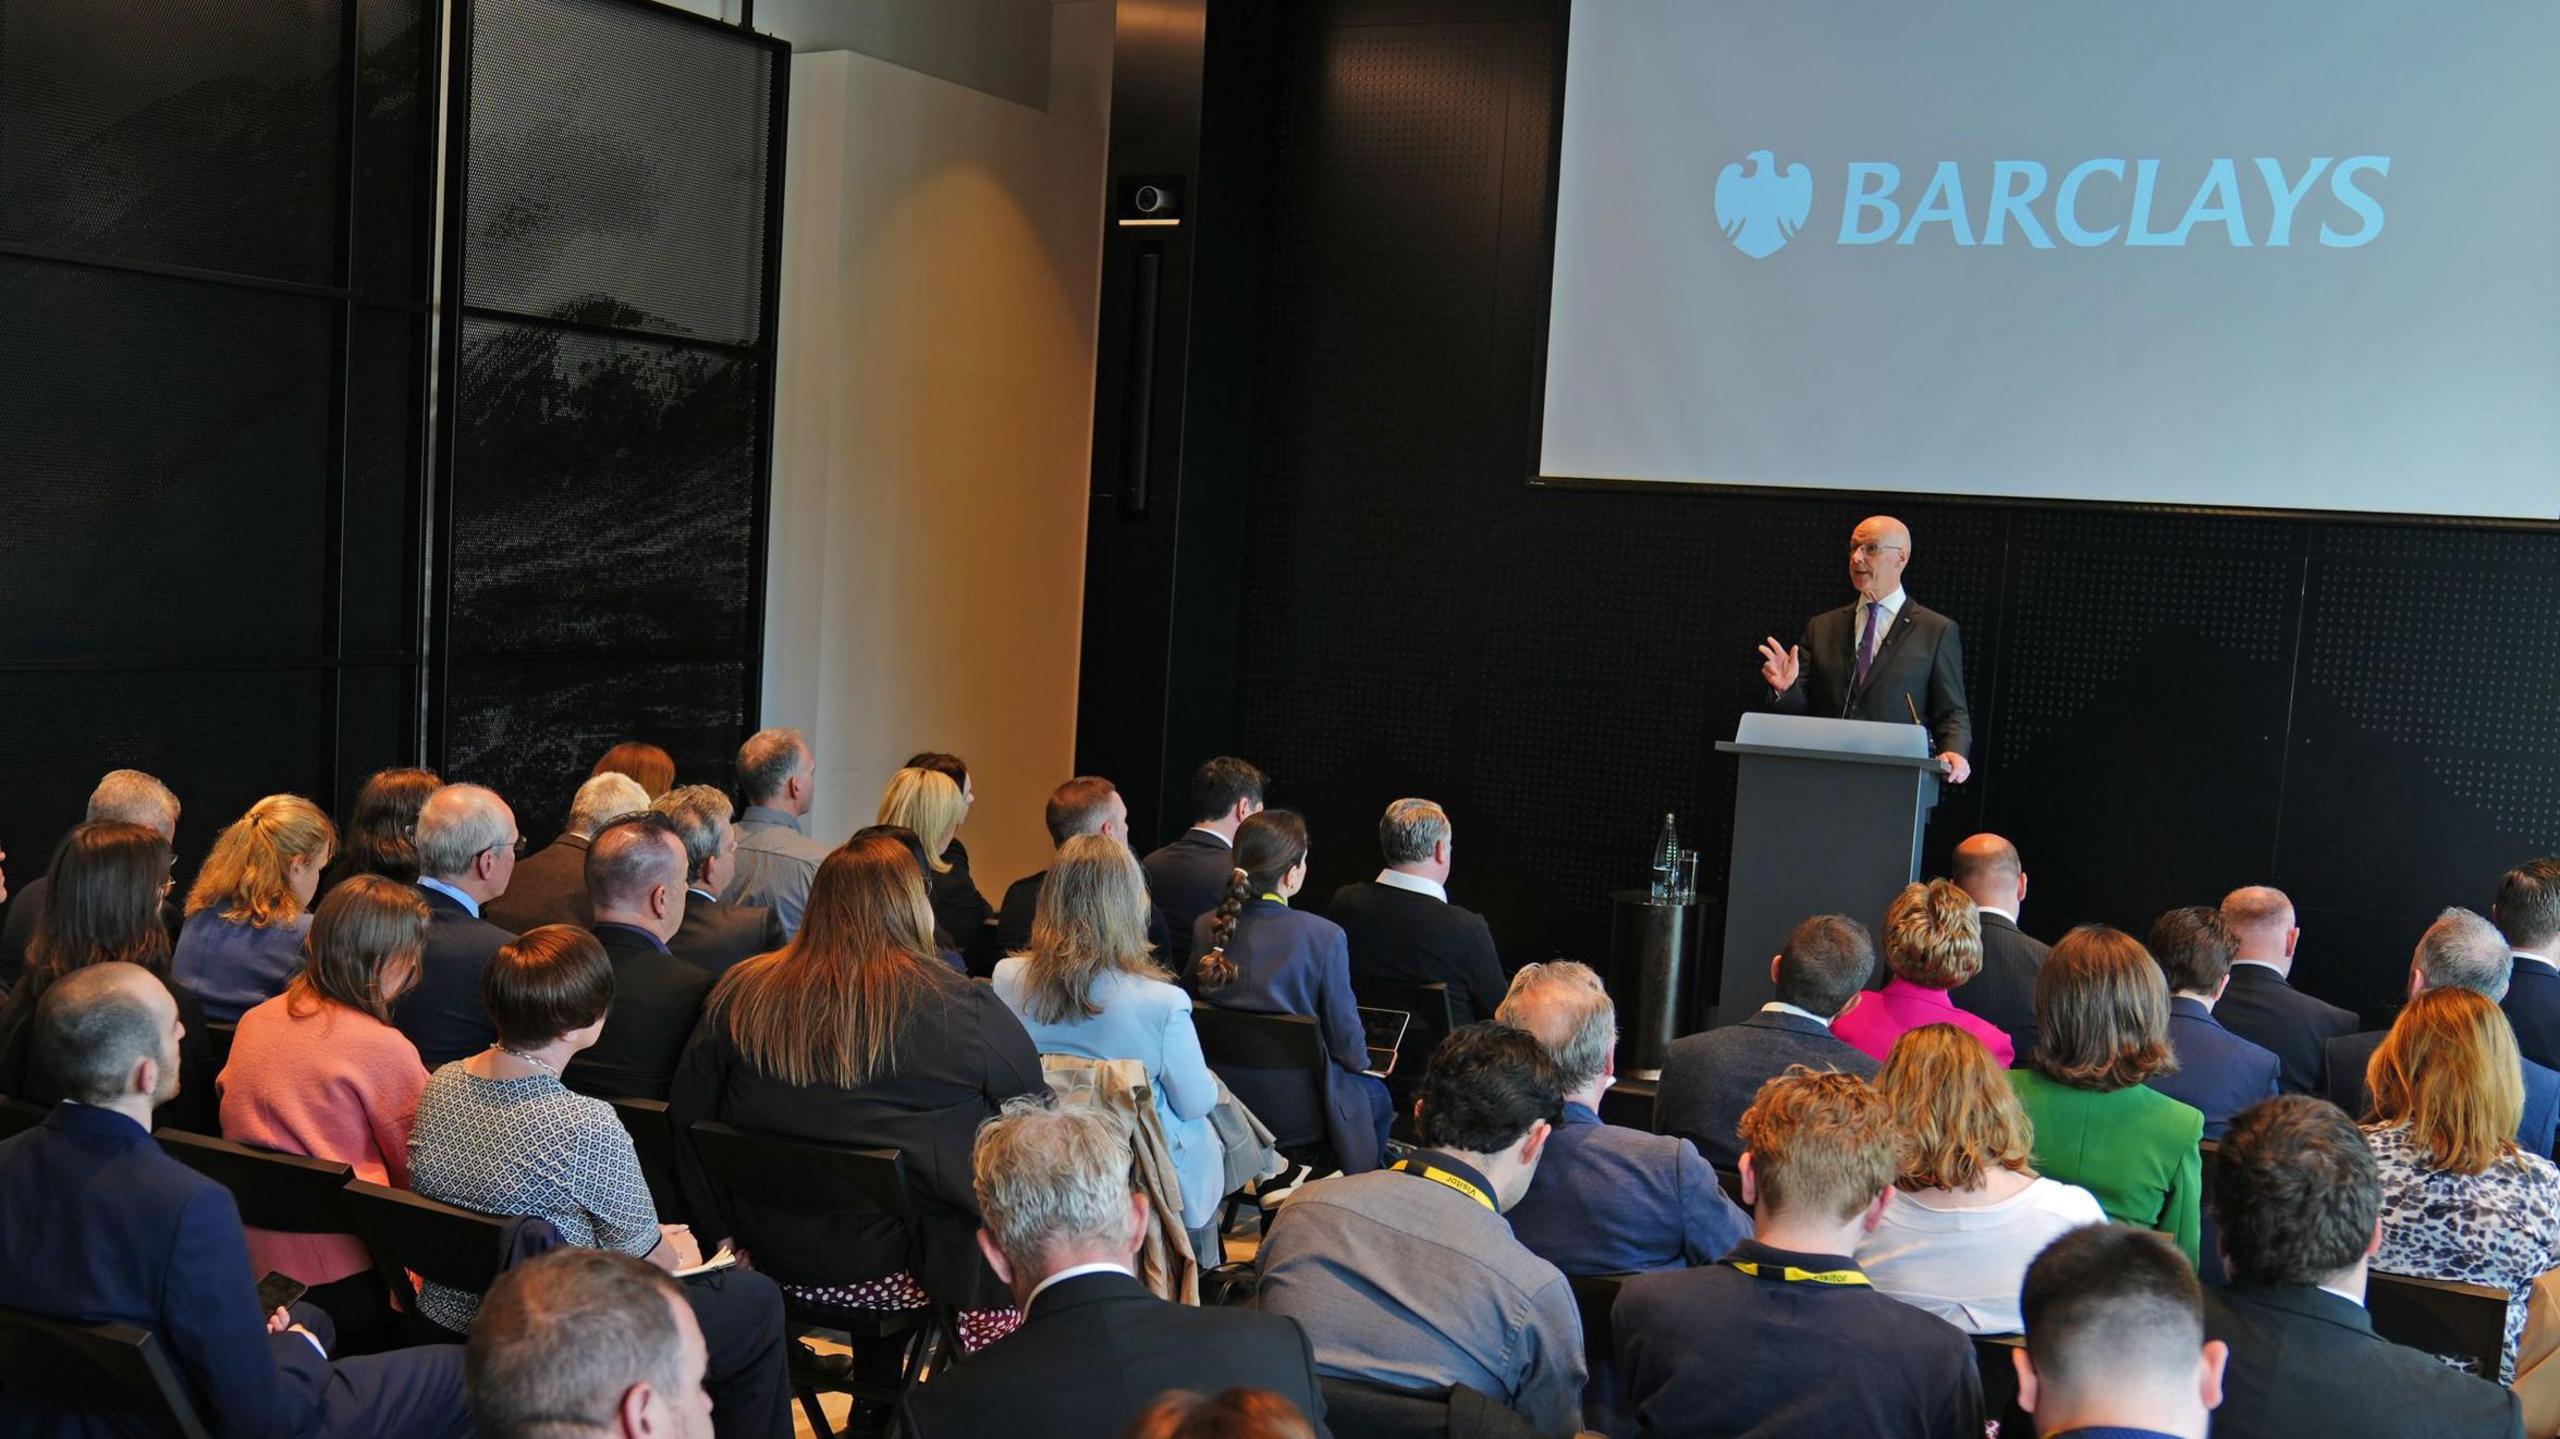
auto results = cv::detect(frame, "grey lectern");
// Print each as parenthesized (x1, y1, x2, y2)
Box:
(1713, 713, 1942, 1020)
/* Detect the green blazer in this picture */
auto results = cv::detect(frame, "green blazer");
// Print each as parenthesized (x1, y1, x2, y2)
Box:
(2009, 1068, 2203, 1263)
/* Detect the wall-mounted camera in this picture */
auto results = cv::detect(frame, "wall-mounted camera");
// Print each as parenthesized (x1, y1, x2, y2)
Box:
(1116, 174, 1184, 226)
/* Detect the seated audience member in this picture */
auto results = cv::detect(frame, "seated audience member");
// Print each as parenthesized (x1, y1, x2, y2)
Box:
(2362, 985, 2560, 1383)
(1944, 832, 2048, 1058)
(907, 751, 997, 937)
(316, 765, 440, 897)
(1499, 960, 1750, 1273)
(880, 763, 991, 955)
(2206, 1095, 2522, 1437)
(1655, 914, 1881, 1171)
(0, 767, 182, 986)
(853, 823, 969, 972)
(993, 836, 1225, 1256)
(1144, 756, 1267, 945)
(593, 739, 679, 800)
(669, 833, 1046, 1353)
(2146, 905, 2281, 1140)
(904, 1100, 1331, 1439)
(2497, 856, 2560, 1073)
(483, 771, 648, 932)
(0, 963, 469, 1437)
(466, 1248, 711, 1439)
(1185, 809, 1394, 1174)
(1856, 1024, 2105, 1335)
(2015, 1225, 2225, 1439)
(561, 813, 711, 1102)
(726, 726, 834, 938)
(407, 926, 790, 1436)
(172, 793, 338, 1021)
(397, 782, 521, 1067)
(220, 876, 434, 1349)
(1128, 1390, 1320, 1439)
(652, 783, 784, 976)
(0, 820, 216, 1131)
(1257, 1023, 1584, 1437)
(1833, 878, 2013, 1066)
(2212, 885, 2357, 1094)
(1615, 1068, 1983, 1439)
(2009, 925, 2203, 1261)
(996, 776, 1164, 961)
(2330, 907, 2560, 1156)
(1325, 798, 1508, 1027)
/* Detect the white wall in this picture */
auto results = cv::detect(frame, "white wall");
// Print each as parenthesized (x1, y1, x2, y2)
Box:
(763, 4, 1111, 895)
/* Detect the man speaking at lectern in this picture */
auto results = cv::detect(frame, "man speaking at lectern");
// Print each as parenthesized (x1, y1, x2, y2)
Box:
(1755, 515, 1973, 783)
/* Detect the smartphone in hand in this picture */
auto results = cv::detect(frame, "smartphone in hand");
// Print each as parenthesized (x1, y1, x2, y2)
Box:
(256, 1271, 308, 1315)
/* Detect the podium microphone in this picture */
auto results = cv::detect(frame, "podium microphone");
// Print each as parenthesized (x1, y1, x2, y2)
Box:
(1905, 693, 1925, 732)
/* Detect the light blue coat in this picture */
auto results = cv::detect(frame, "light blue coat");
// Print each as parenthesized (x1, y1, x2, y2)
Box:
(991, 959, 1224, 1231)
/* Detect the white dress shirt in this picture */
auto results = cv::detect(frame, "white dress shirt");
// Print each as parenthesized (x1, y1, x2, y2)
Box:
(1024, 1260, 1135, 1314)
(1185, 827, 1232, 848)
(1373, 869, 1448, 903)
(1759, 1001, 1835, 1027)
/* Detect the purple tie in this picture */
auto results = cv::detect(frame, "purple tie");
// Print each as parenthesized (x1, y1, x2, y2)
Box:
(1853, 601, 1883, 688)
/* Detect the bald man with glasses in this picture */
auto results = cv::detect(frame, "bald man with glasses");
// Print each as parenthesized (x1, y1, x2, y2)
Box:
(1756, 515, 1975, 783)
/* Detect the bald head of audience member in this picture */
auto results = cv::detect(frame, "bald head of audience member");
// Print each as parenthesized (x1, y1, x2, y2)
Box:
(2219, 886, 2301, 974)
(1948, 833, 2027, 920)
(466, 1248, 712, 1439)
(586, 812, 690, 942)
(1767, 914, 1877, 1021)
(1496, 960, 1616, 1109)
(1736, 1067, 1898, 1253)
(415, 783, 520, 903)
(32, 961, 182, 1119)
(2016, 1225, 2224, 1439)
(970, 1099, 1148, 1308)
(2495, 857, 2560, 961)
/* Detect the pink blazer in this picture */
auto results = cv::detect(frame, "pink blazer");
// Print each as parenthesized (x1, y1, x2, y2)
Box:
(1832, 976, 2015, 1068)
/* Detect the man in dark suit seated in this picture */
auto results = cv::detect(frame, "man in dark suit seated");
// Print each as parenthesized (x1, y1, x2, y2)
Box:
(562, 814, 713, 1103)
(1615, 1068, 1983, 1439)
(2327, 907, 2560, 1155)
(2211, 885, 2357, 1095)
(1655, 914, 1881, 1171)
(653, 784, 784, 978)
(901, 1100, 1331, 1439)
(2147, 906, 2281, 1140)
(2496, 857, 2560, 1073)
(1140, 756, 1265, 947)
(466, 1248, 717, 1439)
(0, 963, 469, 1437)
(1326, 798, 1508, 1027)
(994, 776, 1166, 962)
(1756, 514, 1973, 784)
(1946, 833, 2047, 1058)
(2204, 1095, 2522, 1438)
(397, 783, 522, 1068)
(2013, 1225, 2225, 1439)
(0, 767, 182, 988)
(482, 771, 647, 933)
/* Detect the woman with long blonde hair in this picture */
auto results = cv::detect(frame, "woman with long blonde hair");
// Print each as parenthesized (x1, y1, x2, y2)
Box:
(172, 793, 337, 1020)
(878, 765, 994, 962)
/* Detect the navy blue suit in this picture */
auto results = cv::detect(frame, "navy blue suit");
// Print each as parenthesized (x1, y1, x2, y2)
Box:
(1654, 1009, 1879, 1172)
(2211, 962, 2358, 1096)
(393, 885, 514, 1069)
(1506, 1103, 1750, 1276)
(2152, 997, 2282, 1141)
(2326, 1027, 2560, 1159)
(0, 1103, 466, 1437)
(2504, 956, 2560, 1075)
(1144, 830, 1239, 956)
(1185, 899, 1393, 1173)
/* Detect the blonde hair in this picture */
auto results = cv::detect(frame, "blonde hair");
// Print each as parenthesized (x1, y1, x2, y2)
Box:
(1883, 879, 1983, 989)
(185, 794, 336, 927)
(2368, 986, 2524, 1175)
(1737, 1067, 1897, 1223)
(1878, 1024, 2035, 1192)
(876, 768, 964, 875)
(1019, 836, 1165, 1024)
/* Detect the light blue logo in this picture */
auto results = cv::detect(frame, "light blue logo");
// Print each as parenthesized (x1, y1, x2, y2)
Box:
(1714, 149, 1814, 258)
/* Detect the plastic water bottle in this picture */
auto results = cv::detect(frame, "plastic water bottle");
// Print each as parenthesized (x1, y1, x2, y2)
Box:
(1650, 813, 1679, 900)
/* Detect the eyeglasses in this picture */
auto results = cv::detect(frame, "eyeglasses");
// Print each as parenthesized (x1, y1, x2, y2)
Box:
(1849, 542, 1906, 558)
(484, 836, 529, 859)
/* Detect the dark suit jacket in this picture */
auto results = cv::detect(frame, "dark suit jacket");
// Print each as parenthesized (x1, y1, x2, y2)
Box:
(2326, 1027, 2560, 1158)
(393, 886, 514, 1069)
(1325, 880, 1508, 1027)
(2153, 996, 2282, 1141)
(1767, 596, 1971, 757)
(1654, 1010, 1880, 1171)
(901, 1271, 1332, 1439)
(2204, 1283, 2522, 1439)
(0, 1104, 347, 1437)
(1143, 829, 1238, 952)
(2212, 962, 2359, 1096)
(2504, 958, 2560, 1074)
(995, 868, 1171, 970)
(563, 923, 714, 1103)
(1186, 899, 1384, 1173)
(669, 888, 783, 978)
(479, 832, 591, 933)
(1948, 911, 2045, 1060)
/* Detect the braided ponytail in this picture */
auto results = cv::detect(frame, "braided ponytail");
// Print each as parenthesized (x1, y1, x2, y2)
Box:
(1192, 809, 1310, 991)
(1195, 867, 1253, 988)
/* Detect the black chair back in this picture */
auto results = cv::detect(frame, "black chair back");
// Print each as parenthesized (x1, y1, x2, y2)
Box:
(2367, 1271, 2510, 1381)
(1352, 979, 1454, 1061)
(1315, 1376, 1542, 1439)
(199, 1022, 238, 1079)
(339, 1179, 529, 1313)
(156, 1130, 355, 1234)
(0, 1307, 210, 1438)
(605, 1096, 688, 1224)
(1191, 1006, 1328, 1070)
(0, 1097, 44, 1141)
(1712, 1166, 1748, 1209)
(1973, 1334, 2029, 1435)
(1567, 1272, 1628, 1363)
(1598, 1076, 1659, 1133)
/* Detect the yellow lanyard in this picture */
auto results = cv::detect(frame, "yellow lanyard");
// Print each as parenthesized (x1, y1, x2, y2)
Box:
(1723, 1259, 1873, 1287)
(1388, 1159, 1496, 1212)
(1259, 892, 1289, 905)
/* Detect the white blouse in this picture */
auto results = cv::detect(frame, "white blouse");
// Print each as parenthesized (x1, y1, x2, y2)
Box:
(1856, 1176, 2108, 1334)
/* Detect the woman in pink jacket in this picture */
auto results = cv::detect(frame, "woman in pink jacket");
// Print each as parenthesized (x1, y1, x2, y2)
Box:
(1832, 878, 2015, 1067)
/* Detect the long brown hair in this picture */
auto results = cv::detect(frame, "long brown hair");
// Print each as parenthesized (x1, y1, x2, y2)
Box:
(709, 832, 963, 1087)
(1195, 810, 1309, 988)
(1878, 1023, 2035, 1191)
(2368, 986, 2523, 1175)
(289, 875, 429, 1024)
(2031, 925, 2178, 1093)
(186, 794, 336, 927)
(5, 821, 174, 1031)
(1020, 836, 1164, 1024)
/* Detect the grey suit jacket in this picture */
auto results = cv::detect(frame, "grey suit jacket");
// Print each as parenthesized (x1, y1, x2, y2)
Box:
(1768, 596, 1971, 757)
(1655, 1009, 1880, 1171)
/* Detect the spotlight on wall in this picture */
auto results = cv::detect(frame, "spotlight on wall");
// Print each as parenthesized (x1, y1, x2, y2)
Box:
(1117, 175, 1184, 227)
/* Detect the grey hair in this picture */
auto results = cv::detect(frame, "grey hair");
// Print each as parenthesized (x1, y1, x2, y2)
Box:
(34, 963, 168, 1106)
(585, 813, 687, 913)
(566, 772, 649, 838)
(467, 1248, 688, 1439)
(651, 785, 735, 885)
(88, 769, 180, 835)
(971, 1097, 1141, 1274)
(736, 727, 809, 806)
(2414, 906, 2515, 1001)
(414, 784, 514, 880)
(1379, 798, 1451, 867)
(1495, 960, 1616, 1094)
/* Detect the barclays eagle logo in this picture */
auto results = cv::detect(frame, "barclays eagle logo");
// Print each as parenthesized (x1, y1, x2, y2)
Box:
(1715, 149, 1814, 258)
